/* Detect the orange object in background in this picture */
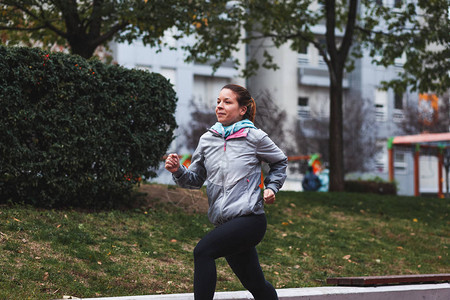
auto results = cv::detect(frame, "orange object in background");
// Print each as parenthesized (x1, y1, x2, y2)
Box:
(418, 93, 439, 126)
(259, 172, 264, 189)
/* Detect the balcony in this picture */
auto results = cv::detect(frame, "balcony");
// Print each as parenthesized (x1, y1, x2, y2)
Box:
(298, 64, 349, 88)
(393, 109, 405, 123)
(297, 106, 311, 119)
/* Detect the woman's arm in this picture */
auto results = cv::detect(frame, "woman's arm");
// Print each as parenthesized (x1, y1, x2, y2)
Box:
(168, 147, 207, 189)
(256, 135, 288, 194)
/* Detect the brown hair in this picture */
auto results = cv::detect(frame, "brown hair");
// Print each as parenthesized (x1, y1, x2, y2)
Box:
(221, 84, 256, 122)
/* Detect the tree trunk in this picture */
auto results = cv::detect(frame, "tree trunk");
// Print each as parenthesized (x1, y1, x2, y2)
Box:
(328, 72, 345, 191)
(69, 39, 97, 59)
(324, 0, 357, 192)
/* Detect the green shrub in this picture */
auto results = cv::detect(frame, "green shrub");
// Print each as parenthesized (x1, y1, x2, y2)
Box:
(344, 179, 397, 195)
(0, 46, 177, 208)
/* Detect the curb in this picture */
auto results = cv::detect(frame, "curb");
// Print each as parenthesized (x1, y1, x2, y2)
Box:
(61, 283, 450, 300)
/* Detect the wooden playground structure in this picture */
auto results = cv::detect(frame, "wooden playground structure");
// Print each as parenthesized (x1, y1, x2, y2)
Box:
(388, 132, 450, 197)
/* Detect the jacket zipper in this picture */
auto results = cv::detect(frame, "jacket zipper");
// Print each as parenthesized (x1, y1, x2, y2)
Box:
(218, 139, 228, 223)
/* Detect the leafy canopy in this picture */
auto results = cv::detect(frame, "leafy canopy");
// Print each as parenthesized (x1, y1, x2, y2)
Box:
(0, 0, 226, 58)
(185, 0, 449, 95)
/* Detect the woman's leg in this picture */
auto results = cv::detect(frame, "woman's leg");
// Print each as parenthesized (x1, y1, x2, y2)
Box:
(193, 214, 268, 300)
(226, 248, 278, 300)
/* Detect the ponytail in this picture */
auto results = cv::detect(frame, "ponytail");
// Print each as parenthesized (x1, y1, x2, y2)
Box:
(244, 97, 256, 122)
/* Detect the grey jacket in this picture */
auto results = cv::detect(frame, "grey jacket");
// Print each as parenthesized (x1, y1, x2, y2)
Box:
(173, 127, 287, 226)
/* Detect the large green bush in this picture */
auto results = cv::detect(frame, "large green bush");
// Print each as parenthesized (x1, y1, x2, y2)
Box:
(0, 46, 177, 208)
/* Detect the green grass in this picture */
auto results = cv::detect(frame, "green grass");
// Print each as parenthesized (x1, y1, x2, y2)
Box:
(0, 188, 449, 299)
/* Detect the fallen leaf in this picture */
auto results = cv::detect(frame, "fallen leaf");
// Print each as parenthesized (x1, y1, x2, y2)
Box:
(13, 218, 21, 222)
(274, 271, 279, 275)
(282, 222, 289, 226)
(97, 261, 102, 265)
(290, 203, 296, 208)
(170, 239, 177, 243)
(43, 272, 49, 281)
(342, 255, 351, 260)
(396, 246, 404, 250)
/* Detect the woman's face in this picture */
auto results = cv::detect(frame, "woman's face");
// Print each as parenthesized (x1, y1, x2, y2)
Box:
(216, 88, 247, 126)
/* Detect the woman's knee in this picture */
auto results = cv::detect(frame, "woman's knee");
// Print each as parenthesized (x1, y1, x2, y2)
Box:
(194, 240, 212, 260)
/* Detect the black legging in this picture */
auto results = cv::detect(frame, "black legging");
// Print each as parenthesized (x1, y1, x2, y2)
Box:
(193, 213, 278, 300)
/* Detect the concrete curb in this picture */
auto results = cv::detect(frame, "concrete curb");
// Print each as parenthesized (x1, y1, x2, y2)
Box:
(63, 283, 450, 300)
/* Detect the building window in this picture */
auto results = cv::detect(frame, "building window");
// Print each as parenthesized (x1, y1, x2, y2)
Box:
(298, 97, 308, 107)
(299, 42, 308, 54)
(374, 89, 388, 122)
(394, 92, 403, 110)
(160, 67, 177, 89)
(394, 151, 407, 174)
(375, 140, 387, 173)
(393, 92, 405, 122)
(193, 76, 230, 109)
(317, 38, 328, 66)
(394, 0, 403, 8)
(298, 43, 309, 65)
(297, 97, 311, 119)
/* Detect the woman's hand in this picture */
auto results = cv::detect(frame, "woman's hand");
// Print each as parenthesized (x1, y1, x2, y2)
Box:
(263, 189, 276, 204)
(165, 153, 180, 173)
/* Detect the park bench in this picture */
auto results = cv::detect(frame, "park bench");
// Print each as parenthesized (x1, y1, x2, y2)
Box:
(327, 273, 450, 286)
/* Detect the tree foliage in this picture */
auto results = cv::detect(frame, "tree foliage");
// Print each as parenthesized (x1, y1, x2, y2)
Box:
(360, 0, 450, 95)
(0, 0, 211, 58)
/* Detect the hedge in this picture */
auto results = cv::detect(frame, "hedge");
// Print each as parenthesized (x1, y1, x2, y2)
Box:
(344, 180, 397, 195)
(0, 46, 177, 208)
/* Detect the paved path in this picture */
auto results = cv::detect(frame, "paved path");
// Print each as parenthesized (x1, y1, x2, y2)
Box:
(61, 283, 450, 300)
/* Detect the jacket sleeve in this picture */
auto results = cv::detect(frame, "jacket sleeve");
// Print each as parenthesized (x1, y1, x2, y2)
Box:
(256, 135, 288, 194)
(172, 143, 207, 189)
